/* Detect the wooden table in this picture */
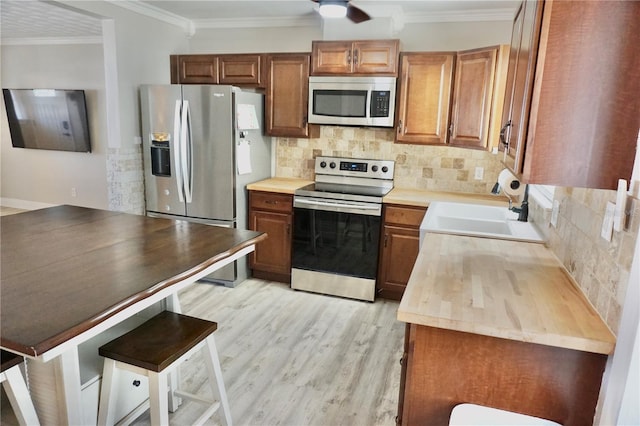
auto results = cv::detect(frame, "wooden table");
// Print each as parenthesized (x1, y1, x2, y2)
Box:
(1, 205, 266, 425)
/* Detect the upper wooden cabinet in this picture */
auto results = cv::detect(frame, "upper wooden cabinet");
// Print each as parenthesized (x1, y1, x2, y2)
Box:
(170, 54, 264, 87)
(395, 52, 454, 145)
(449, 47, 500, 149)
(499, 1, 542, 178)
(500, 0, 640, 189)
(396, 47, 508, 148)
(265, 53, 318, 138)
(171, 55, 219, 84)
(311, 40, 400, 76)
(218, 54, 263, 86)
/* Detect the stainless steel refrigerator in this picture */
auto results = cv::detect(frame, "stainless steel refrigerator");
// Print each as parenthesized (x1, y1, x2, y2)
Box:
(140, 84, 271, 287)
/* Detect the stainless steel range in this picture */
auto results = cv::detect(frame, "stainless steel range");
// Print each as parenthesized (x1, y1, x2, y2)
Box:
(291, 156, 395, 301)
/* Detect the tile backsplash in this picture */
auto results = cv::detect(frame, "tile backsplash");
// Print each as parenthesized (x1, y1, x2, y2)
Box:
(529, 188, 639, 335)
(275, 126, 505, 193)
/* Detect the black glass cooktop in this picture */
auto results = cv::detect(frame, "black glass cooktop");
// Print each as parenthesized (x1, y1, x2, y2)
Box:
(296, 182, 392, 198)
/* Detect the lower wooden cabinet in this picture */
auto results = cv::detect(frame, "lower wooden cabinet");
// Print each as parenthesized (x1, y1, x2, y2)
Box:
(377, 204, 427, 300)
(248, 191, 292, 283)
(398, 323, 608, 426)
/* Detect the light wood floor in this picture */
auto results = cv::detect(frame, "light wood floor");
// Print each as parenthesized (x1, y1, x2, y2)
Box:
(1, 279, 405, 425)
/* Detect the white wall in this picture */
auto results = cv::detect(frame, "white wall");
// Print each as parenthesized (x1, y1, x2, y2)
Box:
(1, 43, 109, 208)
(1, 1, 189, 210)
(187, 19, 512, 53)
(189, 26, 323, 53)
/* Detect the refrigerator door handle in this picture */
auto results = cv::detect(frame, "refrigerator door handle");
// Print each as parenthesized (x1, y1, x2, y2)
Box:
(173, 99, 184, 203)
(180, 100, 193, 203)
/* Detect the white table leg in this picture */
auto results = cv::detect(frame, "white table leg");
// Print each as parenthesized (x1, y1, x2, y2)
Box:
(27, 347, 83, 425)
(166, 292, 182, 412)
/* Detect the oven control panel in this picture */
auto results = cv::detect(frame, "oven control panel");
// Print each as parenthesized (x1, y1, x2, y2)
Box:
(315, 156, 395, 180)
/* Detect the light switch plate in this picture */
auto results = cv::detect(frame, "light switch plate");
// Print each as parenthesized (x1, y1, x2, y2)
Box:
(550, 200, 560, 228)
(601, 202, 615, 241)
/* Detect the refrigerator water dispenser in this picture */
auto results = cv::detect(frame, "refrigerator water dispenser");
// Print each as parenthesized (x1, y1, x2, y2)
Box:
(150, 138, 171, 177)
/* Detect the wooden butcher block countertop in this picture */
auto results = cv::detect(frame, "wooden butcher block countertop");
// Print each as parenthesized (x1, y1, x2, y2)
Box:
(398, 233, 616, 355)
(246, 177, 313, 194)
(384, 187, 509, 207)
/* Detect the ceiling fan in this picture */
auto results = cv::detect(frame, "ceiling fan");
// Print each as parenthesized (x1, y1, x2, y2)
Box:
(311, 0, 371, 23)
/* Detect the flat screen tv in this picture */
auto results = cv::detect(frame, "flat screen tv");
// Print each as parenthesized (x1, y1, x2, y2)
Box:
(2, 88, 92, 153)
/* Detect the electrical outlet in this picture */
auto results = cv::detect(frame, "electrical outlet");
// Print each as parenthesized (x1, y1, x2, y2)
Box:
(71, 187, 77, 197)
(474, 167, 484, 180)
(601, 202, 615, 241)
(550, 200, 560, 228)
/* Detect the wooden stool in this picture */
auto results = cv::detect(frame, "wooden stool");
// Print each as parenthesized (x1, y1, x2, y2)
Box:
(97, 311, 232, 426)
(1, 350, 40, 426)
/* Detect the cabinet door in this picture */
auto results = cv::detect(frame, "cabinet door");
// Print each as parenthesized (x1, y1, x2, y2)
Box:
(502, 0, 542, 174)
(218, 54, 263, 87)
(353, 40, 399, 76)
(310, 41, 354, 75)
(265, 53, 316, 138)
(523, 0, 640, 188)
(395, 53, 454, 145)
(377, 226, 420, 300)
(172, 55, 219, 84)
(249, 210, 292, 276)
(449, 47, 497, 149)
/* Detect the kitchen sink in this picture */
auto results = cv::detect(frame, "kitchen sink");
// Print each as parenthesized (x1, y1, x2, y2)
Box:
(420, 201, 545, 244)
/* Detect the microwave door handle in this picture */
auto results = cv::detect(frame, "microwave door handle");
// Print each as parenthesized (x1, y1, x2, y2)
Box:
(365, 90, 372, 124)
(173, 99, 184, 203)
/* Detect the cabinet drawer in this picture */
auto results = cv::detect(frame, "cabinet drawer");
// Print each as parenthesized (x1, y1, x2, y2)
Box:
(384, 205, 426, 228)
(250, 191, 292, 213)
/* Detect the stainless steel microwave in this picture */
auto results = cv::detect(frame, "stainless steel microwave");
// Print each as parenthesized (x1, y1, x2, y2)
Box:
(308, 76, 396, 127)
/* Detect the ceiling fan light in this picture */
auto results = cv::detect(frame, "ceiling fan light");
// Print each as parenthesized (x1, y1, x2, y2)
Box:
(319, 2, 348, 18)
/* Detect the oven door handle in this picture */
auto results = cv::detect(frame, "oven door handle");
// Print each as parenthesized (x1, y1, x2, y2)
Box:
(294, 198, 380, 212)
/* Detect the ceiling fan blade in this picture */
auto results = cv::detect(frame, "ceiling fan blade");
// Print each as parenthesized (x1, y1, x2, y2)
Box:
(346, 4, 371, 23)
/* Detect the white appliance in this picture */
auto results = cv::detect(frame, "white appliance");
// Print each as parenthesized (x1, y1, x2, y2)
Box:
(140, 84, 271, 287)
(308, 76, 396, 127)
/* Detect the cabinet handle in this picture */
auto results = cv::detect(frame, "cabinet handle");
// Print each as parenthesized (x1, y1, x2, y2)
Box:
(354, 49, 359, 65)
(265, 200, 278, 205)
(448, 123, 453, 136)
(347, 51, 351, 65)
(397, 120, 402, 134)
(499, 120, 512, 148)
(384, 234, 388, 247)
(399, 356, 403, 366)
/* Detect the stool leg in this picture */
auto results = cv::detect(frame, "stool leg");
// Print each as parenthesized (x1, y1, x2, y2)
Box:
(148, 371, 169, 426)
(2, 366, 40, 426)
(203, 336, 232, 426)
(97, 359, 118, 426)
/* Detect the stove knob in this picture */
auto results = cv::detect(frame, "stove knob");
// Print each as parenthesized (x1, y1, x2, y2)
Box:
(330, 162, 336, 169)
(381, 166, 389, 173)
(320, 161, 327, 168)
(372, 165, 379, 172)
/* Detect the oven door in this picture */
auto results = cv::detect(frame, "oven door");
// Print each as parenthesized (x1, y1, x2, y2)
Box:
(291, 197, 381, 301)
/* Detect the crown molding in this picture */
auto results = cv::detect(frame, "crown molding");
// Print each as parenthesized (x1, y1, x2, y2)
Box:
(0, 36, 103, 46)
(105, 0, 195, 36)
